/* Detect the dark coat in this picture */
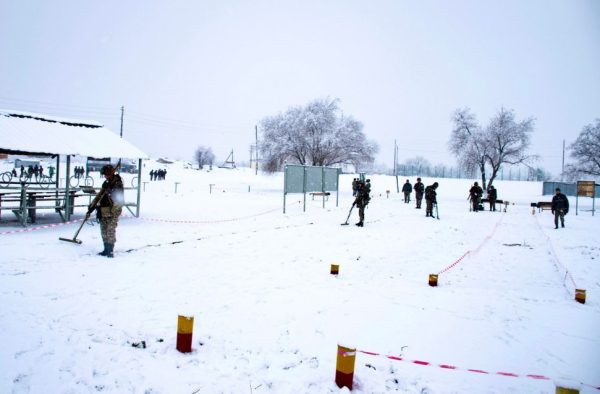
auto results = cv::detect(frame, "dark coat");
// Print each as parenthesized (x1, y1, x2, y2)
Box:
(402, 182, 412, 193)
(354, 183, 371, 208)
(414, 182, 424, 196)
(425, 185, 437, 203)
(551, 193, 569, 212)
(469, 185, 483, 199)
(100, 174, 124, 207)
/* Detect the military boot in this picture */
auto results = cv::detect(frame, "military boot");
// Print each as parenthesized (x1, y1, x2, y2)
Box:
(98, 243, 109, 256)
(105, 243, 114, 258)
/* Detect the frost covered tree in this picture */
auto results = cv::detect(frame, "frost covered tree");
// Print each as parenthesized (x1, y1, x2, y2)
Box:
(484, 108, 535, 188)
(259, 98, 378, 172)
(564, 119, 600, 179)
(449, 108, 491, 188)
(449, 107, 535, 190)
(194, 146, 215, 170)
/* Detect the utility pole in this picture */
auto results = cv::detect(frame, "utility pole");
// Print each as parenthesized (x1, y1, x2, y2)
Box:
(119, 106, 125, 138)
(394, 140, 399, 193)
(255, 125, 259, 175)
(561, 139, 565, 182)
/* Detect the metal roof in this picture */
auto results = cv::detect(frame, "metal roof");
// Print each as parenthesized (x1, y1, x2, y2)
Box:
(0, 110, 148, 159)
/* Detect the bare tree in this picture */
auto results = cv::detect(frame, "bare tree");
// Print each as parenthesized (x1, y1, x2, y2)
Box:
(449, 108, 491, 188)
(449, 107, 535, 190)
(194, 146, 215, 170)
(484, 108, 536, 188)
(259, 98, 378, 172)
(564, 119, 600, 179)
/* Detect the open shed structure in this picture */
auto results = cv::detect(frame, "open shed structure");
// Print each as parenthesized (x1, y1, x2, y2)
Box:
(0, 109, 148, 226)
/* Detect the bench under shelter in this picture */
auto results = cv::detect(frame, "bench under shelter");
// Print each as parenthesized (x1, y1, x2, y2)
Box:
(0, 109, 148, 226)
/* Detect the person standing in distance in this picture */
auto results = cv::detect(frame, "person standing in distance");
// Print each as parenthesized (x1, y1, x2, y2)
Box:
(89, 165, 124, 258)
(487, 185, 498, 211)
(551, 188, 569, 229)
(402, 179, 412, 203)
(414, 177, 424, 209)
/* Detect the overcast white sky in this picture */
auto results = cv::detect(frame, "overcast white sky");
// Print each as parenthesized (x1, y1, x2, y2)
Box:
(1, 0, 598, 175)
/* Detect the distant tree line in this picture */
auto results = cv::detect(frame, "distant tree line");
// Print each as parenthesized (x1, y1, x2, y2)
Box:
(396, 156, 551, 182)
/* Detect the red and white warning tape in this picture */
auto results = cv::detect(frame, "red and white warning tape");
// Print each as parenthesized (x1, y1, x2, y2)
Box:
(137, 207, 280, 224)
(0, 218, 86, 235)
(344, 349, 600, 390)
(0, 207, 281, 236)
(436, 215, 504, 275)
(533, 214, 578, 291)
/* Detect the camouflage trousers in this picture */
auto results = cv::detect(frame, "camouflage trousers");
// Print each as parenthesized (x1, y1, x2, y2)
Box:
(425, 199, 434, 216)
(100, 206, 122, 244)
(415, 193, 423, 208)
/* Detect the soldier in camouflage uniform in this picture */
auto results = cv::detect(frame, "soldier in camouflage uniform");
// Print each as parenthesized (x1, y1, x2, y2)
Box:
(425, 182, 438, 217)
(88, 165, 124, 258)
(414, 177, 424, 209)
(353, 179, 371, 227)
(469, 182, 483, 212)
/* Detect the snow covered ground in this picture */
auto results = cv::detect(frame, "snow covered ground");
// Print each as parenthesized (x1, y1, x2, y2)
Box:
(1, 160, 599, 393)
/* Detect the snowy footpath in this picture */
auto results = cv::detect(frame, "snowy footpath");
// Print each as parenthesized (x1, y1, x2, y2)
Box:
(1, 166, 599, 393)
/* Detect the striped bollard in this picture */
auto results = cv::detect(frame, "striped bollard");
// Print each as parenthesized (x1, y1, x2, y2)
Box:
(555, 378, 580, 393)
(556, 387, 579, 394)
(335, 344, 356, 390)
(176, 315, 194, 353)
(575, 289, 586, 304)
(330, 264, 339, 275)
(428, 274, 438, 287)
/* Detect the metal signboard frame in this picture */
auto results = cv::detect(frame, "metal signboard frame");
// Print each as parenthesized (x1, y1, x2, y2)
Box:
(283, 164, 340, 213)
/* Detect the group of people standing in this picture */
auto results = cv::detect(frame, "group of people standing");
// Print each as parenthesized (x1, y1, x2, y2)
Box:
(403, 178, 439, 218)
(149, 169, 167, 181)
(468, 182, 497, 212)
(19, 164, 44, 179)
(73, 166, 87, 178)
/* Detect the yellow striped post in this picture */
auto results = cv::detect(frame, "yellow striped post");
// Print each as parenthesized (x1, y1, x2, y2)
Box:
(176, 315, 194, 353)
(575, 289, 586, 304)
(428, 274, 438, 287)
(556, 386, 580, 394)
(330, 264, 339, 275)
(335, 344, 356, 389)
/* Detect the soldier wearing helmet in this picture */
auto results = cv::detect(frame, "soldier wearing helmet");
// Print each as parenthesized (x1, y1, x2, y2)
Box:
(414, 177, 424, 209)
(425, 182, 439, 218)
(469, 181, 484, 212)
(89, 164, 124, 257)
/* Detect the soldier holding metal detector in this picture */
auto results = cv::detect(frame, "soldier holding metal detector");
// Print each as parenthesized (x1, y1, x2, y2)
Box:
(425, 182, 438, 218)
(92, 164, 124, 257)
(353, 179, 371, 227)
(469, 181, 483, 212)
(342, 179, 371, 226)
(59, 162, 123, 254)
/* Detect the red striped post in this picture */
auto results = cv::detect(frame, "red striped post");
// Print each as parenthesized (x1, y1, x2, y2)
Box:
(330, 264, 339, 275)
(575, 289, 586, 304)
(335, 344, 356, 390)
(176, 315, 194, 353)
(428, 274, 438, 287)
